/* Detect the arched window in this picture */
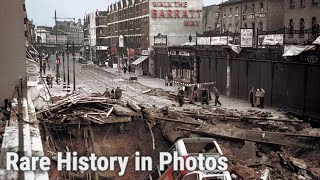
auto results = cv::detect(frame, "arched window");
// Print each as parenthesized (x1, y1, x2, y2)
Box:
(300, 18, 305, 36)
(289, 19, 294, 35)
(228, 23, 232, 32)
(229, 8, 233, 16)
(252, 3, 255, 12)
(312, 17, 317, 35)
(290, 0, 295, 7)
(236, 7, 239, 15)
(244, 5, 248, 14)
(260, 2, 264, 11)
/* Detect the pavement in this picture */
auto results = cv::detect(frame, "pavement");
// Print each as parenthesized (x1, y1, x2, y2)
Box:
(32, 55, 286, 118)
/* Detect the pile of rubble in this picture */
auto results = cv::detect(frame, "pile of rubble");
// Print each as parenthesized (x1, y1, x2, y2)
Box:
(143, 88, 169, 96)
(141, 106, 320, 179)
(37, 93, 141, 128)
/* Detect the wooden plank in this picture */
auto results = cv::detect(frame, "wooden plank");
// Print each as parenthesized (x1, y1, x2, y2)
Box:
(101, 116, 132, 124)
(155, 117, 203, 126)
(106, 107, 113, 117)
(177, 123, 320, 148)
(113, 105, 140, 117)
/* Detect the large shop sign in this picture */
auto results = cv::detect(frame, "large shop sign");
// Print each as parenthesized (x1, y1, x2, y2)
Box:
(197, 36, 233, 46)
(151, 1, 202, 26)
(154, 33, 167, 46)
(240, 28, 253, 48)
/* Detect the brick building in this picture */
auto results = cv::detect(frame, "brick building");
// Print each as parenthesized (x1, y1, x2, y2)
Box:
(284, 0, 320, 44)
(107, 0, 150, 53)
(203, 4, 220, 32)
(218, 0, 284, 33)
(96, 11, 108, 63)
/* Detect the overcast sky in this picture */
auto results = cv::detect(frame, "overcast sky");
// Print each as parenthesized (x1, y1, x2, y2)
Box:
(26, 0, 221, 26)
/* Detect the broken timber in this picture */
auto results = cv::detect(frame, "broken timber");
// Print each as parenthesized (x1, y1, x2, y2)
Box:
(155, 117, 203, 126)
(177, 124, 320, 148)
(185, 113, 304, 123)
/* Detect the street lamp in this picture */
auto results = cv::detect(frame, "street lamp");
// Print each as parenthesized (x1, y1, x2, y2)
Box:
(72, 42, 76, 91)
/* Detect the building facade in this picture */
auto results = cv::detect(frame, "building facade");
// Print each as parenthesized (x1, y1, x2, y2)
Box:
(203, 4, 220, 32)
(218, 0, 284, 33)
(284, 0, 320, 44)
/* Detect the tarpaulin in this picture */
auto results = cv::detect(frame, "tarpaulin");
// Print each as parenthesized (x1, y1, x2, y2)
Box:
(313, 36, 320, 45)
(283, 45, 315, 57)
(228, 44, 242, 54)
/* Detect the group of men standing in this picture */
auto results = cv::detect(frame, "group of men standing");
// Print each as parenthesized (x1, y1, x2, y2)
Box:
(165, 73, 174, 86)
(249, 87, 266, 108)
(102, 87, 123, 100)
(177, 86, 222, 107)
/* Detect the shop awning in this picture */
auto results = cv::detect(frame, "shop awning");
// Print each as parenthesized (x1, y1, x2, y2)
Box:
(283, 45, 316, 57)
(132, 56, 148, 65)
(313, 36, 320, 45)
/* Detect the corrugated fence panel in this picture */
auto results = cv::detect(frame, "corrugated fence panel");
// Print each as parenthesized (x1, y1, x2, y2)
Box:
(272, 63, 288, 108)
(259, 62, 273, 106)
(238, 60, 248, 100)
(305, 66, 320, 119)
(217, 57, 227, 95)
(286, 64, 305, 115)
(231, 60, 239, 98)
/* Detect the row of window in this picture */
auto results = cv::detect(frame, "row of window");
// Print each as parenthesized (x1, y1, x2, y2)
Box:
(288, 17, 318, 35)
(222, 21, 263, 33)
(223, 2, 264, 17)
(290, 0, 318, 7)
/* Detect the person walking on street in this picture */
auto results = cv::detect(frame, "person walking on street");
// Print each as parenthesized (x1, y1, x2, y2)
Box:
(165, 74, 168, 86)
(42, 62, 47, 75)
(260, 88, 265, 108)
(202, 89, 209, 105)
(213, 87, 222, 106)
(123, 66, 127, 74)
(169, 73, 173, 86)
(128, 64, 132, 74)
(249, 87, 255, 107)
(177, 87, 184, 107)
(102, 87, 111, 98)
(255, 89, 261, 108)
(115, 87, 122, 100)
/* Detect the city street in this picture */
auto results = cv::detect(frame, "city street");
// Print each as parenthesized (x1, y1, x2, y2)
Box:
(1, 0, 320, 180)
(48, 55, 191, 108)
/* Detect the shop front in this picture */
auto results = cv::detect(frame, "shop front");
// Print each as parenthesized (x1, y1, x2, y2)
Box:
(131, 55, 149, 75)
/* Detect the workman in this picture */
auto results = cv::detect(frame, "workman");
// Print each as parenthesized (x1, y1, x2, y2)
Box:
(177, 87, 184, 107)
(115, 87, 122, 100)
(102, 87, 111, 98)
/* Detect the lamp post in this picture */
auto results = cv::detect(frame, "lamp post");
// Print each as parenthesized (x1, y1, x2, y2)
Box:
(63, 50, 65, 83)
(67, 42, 70, 91)
(72, 42, 76, 91)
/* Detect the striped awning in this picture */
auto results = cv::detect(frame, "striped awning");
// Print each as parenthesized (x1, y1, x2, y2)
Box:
(131, 56, 148, 65)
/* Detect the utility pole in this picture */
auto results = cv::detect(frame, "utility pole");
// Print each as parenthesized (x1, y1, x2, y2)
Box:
(55, 10, 58, 52)
(67, 42, 70, 88)
(73, 42, 76, 91)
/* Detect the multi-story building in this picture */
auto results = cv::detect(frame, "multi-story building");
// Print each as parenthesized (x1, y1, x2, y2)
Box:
(218, 0, 284, 33)
(284, 0, 320, 44)
(104, 0, 203, 76)
(107, 0, 150, 52)
(96, 11, 109, 62)
(203, 4, 220, 32)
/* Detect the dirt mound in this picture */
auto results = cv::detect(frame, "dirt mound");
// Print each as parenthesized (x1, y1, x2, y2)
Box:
(144, 88, 169, 96)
